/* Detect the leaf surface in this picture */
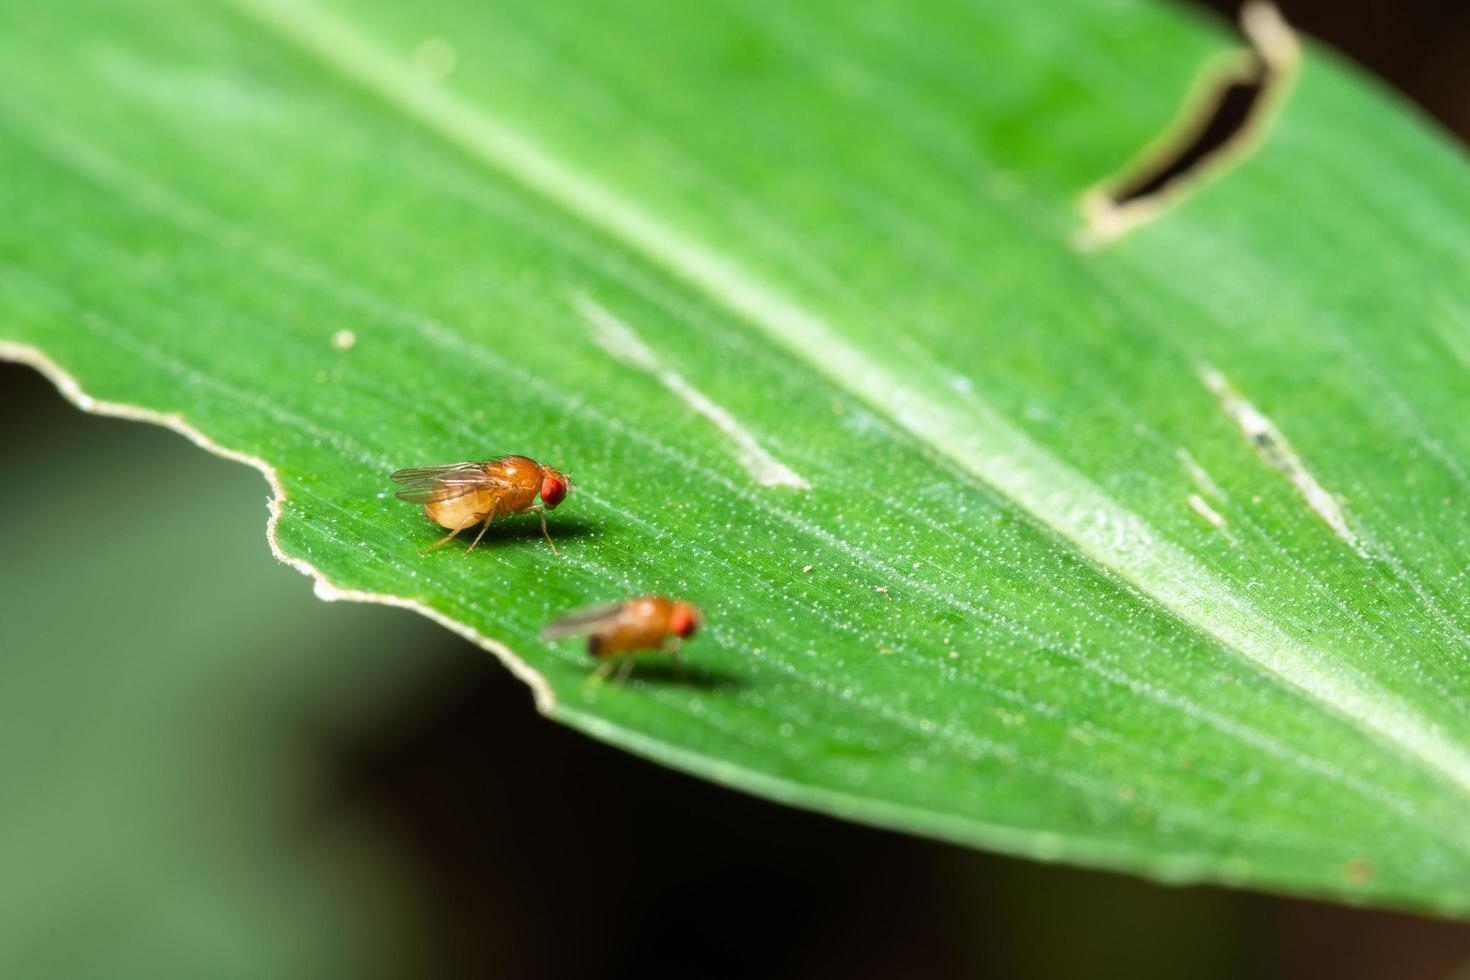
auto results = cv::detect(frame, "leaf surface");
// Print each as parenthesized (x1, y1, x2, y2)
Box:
(4, 0, 1470, 911)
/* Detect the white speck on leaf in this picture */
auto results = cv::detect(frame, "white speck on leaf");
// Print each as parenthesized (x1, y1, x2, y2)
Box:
(1187, 493, 1234, 543)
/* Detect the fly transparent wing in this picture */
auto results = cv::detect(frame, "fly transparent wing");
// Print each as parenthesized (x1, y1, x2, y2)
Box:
(389, 462, 495, 504)
(541, 601, 628, 640)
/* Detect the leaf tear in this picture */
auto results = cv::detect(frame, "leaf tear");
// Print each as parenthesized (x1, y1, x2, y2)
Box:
(1078, 1, 1300, 245)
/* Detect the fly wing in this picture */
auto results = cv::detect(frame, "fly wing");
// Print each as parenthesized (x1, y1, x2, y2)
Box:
(541, 601, 628, 641)
(389, 462, 496, 504)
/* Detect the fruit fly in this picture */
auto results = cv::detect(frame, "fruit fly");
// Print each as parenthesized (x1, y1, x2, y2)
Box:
(390, 454, 571, 555)
(542, 596, 702, 683)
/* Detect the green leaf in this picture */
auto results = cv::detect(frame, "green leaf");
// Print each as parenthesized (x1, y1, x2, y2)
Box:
(4, 0, 1469, 913)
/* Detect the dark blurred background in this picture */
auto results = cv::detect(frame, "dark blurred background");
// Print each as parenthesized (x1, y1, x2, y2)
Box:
(5, 2, 1470, 977)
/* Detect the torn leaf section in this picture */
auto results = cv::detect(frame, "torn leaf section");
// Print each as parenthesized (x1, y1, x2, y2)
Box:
(1079, 2, 1299, 244)
(1111, 62, 1267, 206)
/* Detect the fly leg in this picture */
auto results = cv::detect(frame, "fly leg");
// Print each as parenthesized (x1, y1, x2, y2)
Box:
(419, 514, 477, 554)
(663, 638, 687, 681)
(467, 502, 501, 551)
(586, 657, 618, 686)
(528, 505, 560, 556)
(614, 654, 637, 685)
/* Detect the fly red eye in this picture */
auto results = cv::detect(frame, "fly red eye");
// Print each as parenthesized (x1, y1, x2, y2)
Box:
(669, 605, 700, 639)
(540, 475, 567, 509)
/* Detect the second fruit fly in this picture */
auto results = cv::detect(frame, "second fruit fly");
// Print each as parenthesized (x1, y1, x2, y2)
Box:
(543, 596, 702, 683)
